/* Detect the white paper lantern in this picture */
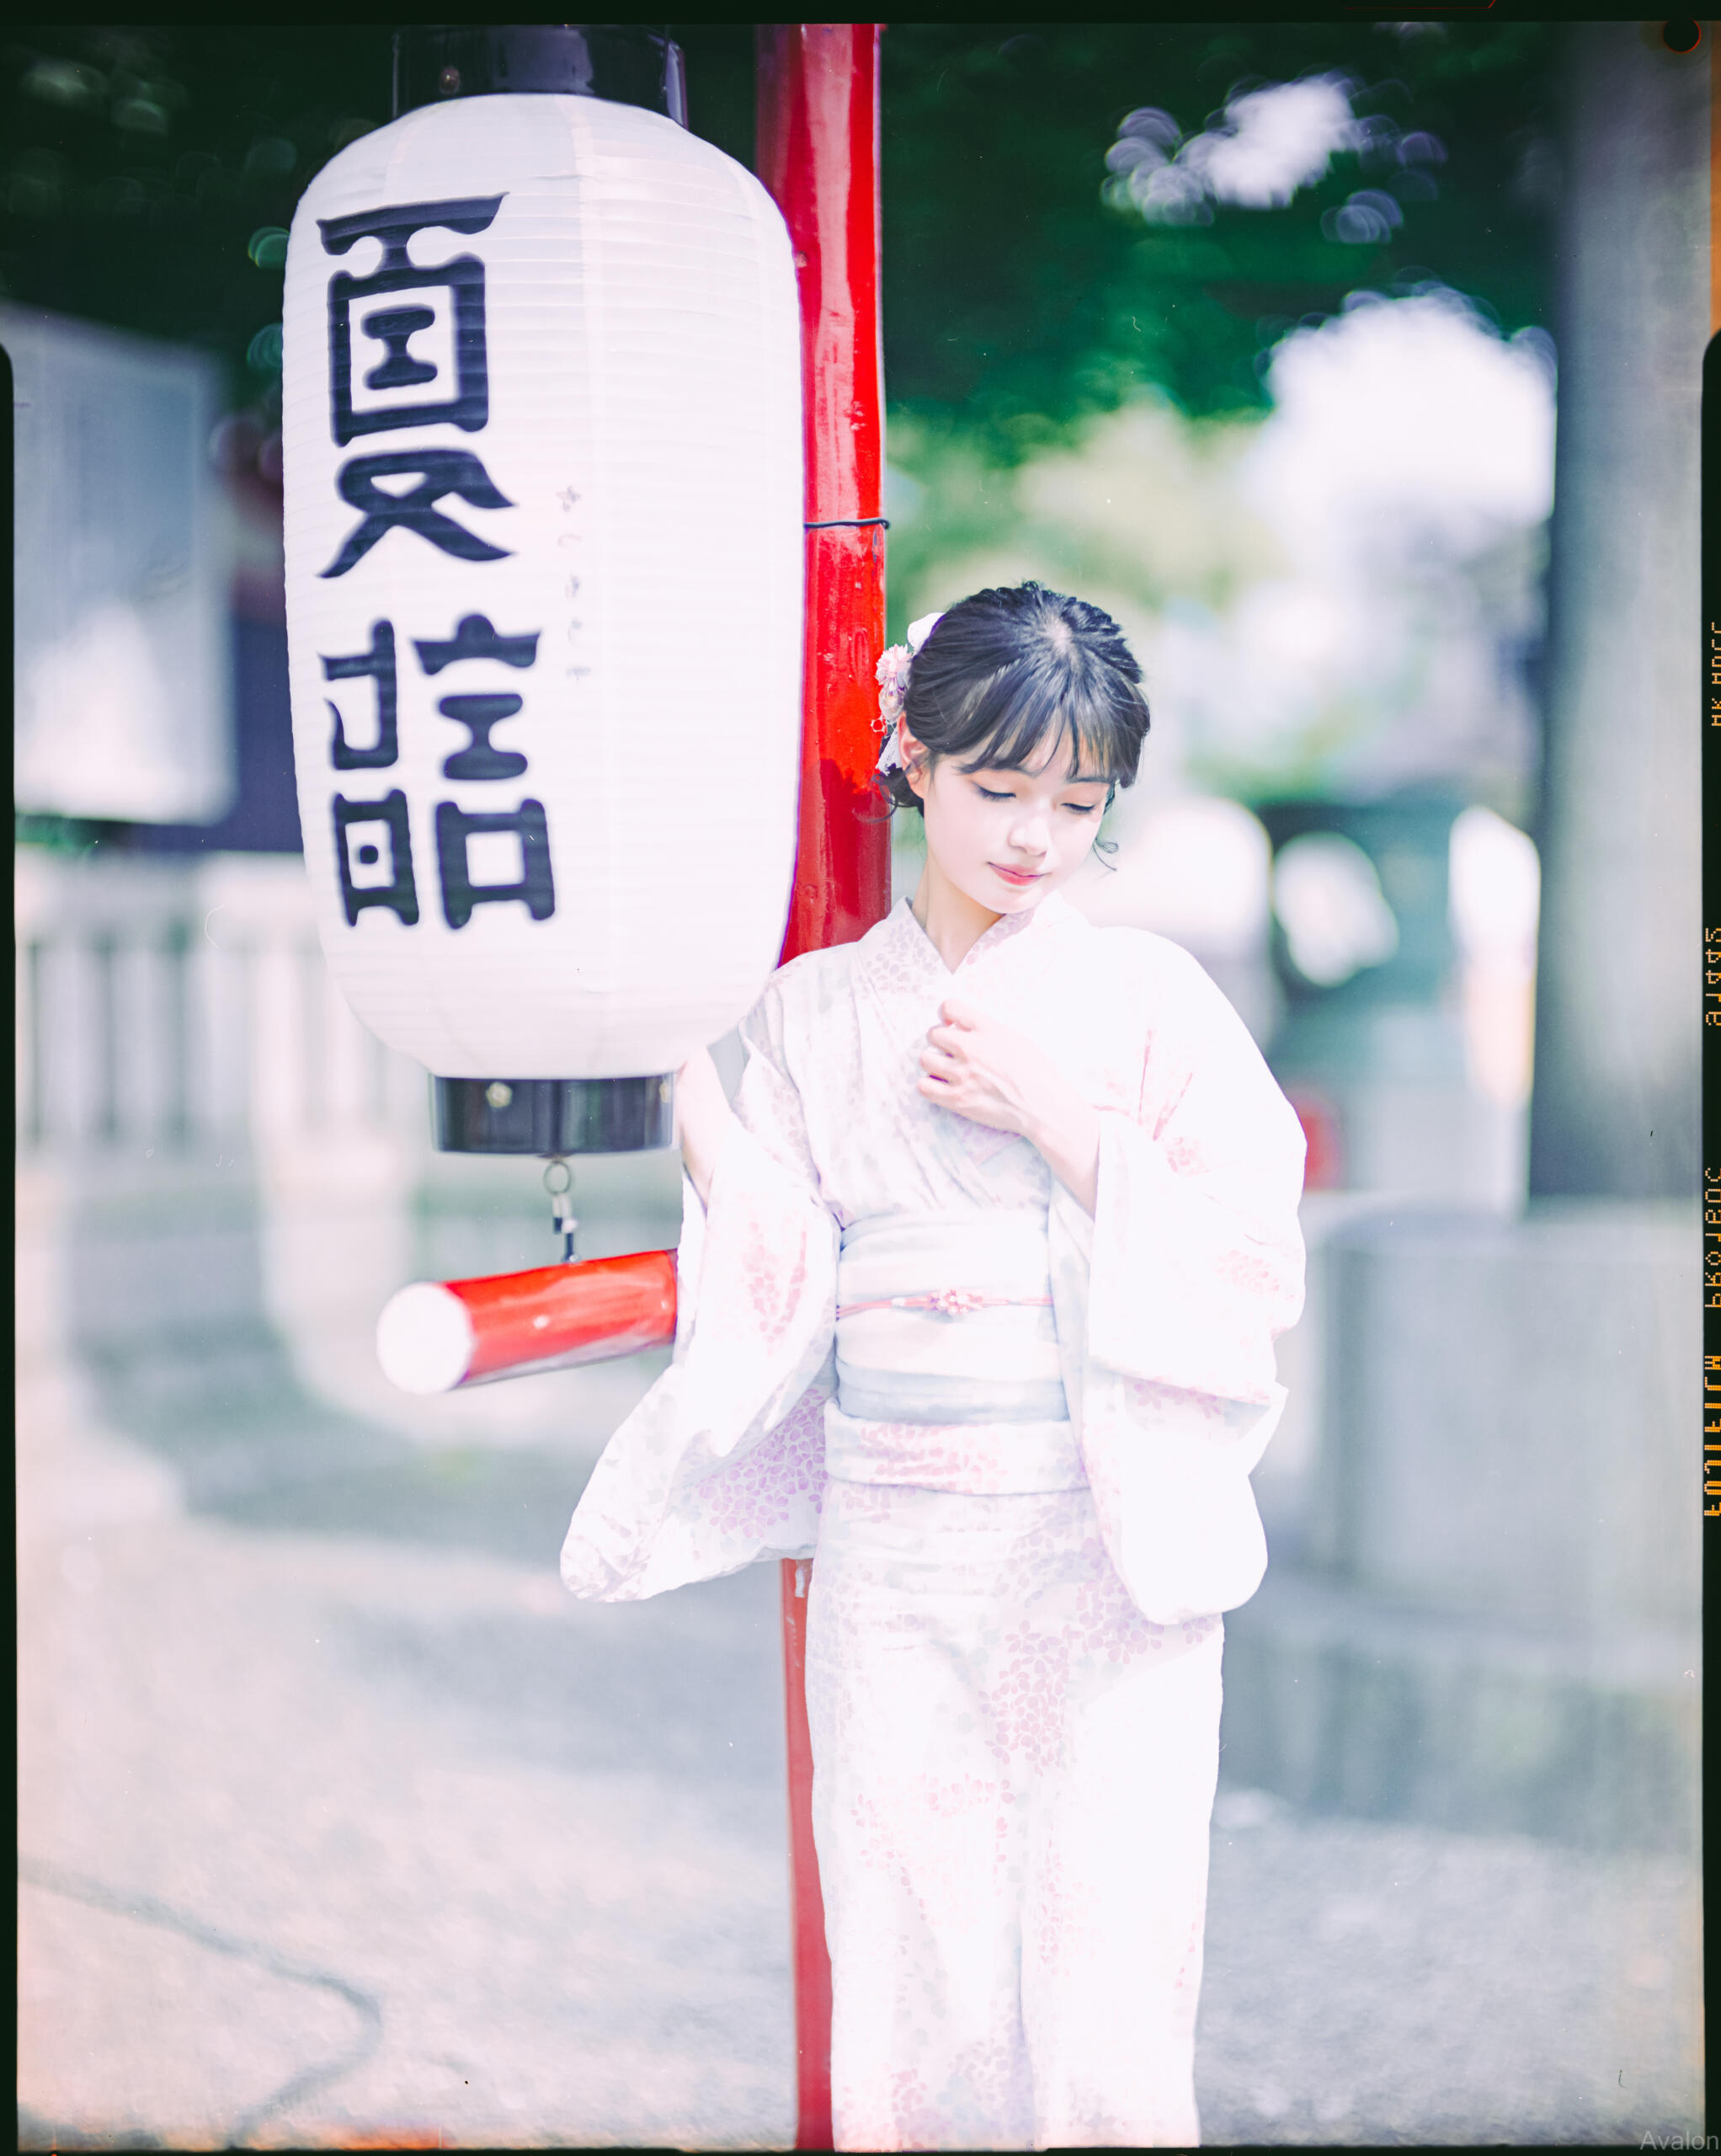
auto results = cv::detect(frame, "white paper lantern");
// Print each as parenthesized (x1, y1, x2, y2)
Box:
(281, 28, 802, 1149)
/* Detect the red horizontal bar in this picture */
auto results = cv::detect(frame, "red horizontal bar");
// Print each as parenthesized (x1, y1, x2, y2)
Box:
(450, 1250, 677, 1385)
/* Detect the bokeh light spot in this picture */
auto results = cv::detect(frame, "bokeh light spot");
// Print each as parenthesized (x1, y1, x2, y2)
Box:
(246, 323, 285, 375)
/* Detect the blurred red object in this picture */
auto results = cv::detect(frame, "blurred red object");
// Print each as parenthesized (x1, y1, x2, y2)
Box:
(757, 24, 885, 2148)
(1288, 1091, 1344, 1190)
(760, 23, 890, 968)
(325, 2132, 446, 2150)
(376, 1251, 676, 1394)
(210, 410, 286, 624)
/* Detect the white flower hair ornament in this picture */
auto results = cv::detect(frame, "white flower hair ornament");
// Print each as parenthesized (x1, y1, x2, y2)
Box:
(875, 611, 945, 775)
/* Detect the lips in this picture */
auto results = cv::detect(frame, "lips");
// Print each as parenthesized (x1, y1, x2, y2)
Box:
(991, 864, 1044, 888)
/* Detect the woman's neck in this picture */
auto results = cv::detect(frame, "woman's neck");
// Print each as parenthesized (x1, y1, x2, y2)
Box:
(910, 856, 1003, 972)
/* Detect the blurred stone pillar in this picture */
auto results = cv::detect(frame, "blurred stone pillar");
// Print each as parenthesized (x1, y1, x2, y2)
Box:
(1528, 24, 1708, 1198)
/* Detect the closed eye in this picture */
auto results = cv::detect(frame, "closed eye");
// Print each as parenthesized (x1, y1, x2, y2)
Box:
(972, 782, 1107, 811)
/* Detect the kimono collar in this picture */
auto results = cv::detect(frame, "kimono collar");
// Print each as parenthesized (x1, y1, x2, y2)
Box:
(880, 889, 1079, 986)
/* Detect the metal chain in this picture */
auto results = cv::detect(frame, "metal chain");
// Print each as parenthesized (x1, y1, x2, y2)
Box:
(543, 1156, 579, 1264)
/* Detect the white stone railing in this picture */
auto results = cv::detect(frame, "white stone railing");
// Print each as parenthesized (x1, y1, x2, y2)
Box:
(14, 847, 679, 1450)
(14, 850, 429, 1163)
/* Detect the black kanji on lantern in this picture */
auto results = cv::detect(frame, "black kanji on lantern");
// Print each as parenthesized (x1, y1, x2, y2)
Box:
(435, 798, 556, 927)
(413, 614, 541, 675)
(322, 620, 398, 769)
(435, 696, 529, 781)
(333, 790, 419, 926)
(413, 614, 542, 780)
(320, 195, 503, 446)
(320, 450, 514, 578)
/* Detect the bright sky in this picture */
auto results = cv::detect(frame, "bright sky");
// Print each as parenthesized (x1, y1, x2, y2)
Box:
(1137, 287, 1556, 798)
(1245, 292, 1557, 565)
(1112, 73, 1367, 221)
(1181, 76, 1360, 209)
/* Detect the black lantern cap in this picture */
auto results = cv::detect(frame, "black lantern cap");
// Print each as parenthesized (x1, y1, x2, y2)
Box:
(393, 24, 687, 125)
(432, 1075, 675, 1155)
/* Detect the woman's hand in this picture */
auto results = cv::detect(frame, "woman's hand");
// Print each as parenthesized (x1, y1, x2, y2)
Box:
(674, 1044, 736, 1207)
(919, 995, 1101, 1214)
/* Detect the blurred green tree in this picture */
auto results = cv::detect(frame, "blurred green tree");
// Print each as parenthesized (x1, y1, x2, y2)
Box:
(1, 26, 390, 408)
(0, 22, 1554, 430)
(881, 20, 1557, 456)
(876, 21, 1557, 640)
(0, 24, 757, 412)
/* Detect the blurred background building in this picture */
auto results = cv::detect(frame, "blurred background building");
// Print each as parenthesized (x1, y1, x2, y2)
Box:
(11, 18, 1705, 2147)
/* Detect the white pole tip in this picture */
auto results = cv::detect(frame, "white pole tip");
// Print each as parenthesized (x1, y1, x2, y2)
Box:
(376, 1281, 476, 1395)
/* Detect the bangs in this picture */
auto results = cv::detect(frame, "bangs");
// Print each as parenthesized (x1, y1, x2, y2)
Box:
(882, 581, 1152, 818)
(944, 664, 1135, 786)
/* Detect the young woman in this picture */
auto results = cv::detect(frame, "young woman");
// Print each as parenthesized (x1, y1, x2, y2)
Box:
(561, 583, 1306, 2150)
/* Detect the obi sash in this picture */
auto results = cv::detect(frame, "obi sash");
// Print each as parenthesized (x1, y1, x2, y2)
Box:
(826, 1210, 1084, 1494)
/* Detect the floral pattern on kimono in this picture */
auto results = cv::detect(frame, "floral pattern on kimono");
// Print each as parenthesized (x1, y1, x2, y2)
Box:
(561, 893, 1306, 1625)
(560, 893, 1306, 2151)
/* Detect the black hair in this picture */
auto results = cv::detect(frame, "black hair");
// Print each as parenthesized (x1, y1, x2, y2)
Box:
(881, 582, 1150, 817)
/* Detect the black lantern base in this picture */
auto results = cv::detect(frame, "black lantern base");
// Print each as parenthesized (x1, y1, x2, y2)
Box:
(433, 1075, 674, 1155)
(393, 25, 687, 126)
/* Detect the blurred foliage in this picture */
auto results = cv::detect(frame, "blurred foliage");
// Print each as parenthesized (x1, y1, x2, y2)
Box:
(0, 24, 756, 414)
(0, 25, 390, 412)
(0, 22, 1553, 440)
(3, 24, 1558, 830)
(881, 20, 1558, 457)
(14, 808, 107, 857)
(876, 20, 1558, 643)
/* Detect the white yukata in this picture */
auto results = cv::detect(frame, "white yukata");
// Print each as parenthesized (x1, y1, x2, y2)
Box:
(561, 891, 1306, 2151)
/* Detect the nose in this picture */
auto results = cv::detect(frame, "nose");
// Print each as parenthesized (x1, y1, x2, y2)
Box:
(1007, 804, 1052, 857)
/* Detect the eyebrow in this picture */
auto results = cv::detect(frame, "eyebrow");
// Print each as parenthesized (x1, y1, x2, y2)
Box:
(972, 769, 1111, 788)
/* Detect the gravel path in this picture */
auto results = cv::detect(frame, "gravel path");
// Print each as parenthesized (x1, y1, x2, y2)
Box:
(18, 1354, 1703, 2149)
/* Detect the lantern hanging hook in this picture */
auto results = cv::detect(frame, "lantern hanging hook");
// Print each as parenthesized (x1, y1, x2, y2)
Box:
(543, 1155, 578, 1265)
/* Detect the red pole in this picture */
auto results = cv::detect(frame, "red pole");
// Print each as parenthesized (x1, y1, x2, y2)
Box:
(760, 22, 889, 962)
(375, 1251, 678, 1394)
(756, 24, 887, 2150)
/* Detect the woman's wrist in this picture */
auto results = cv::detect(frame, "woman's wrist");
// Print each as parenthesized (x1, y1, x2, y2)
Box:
(1027, 1091, 1102, 1217)
(674, 1048, 736, 1207)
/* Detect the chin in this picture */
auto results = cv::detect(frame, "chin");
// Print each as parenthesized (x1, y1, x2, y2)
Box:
(982, 873, 1053, 910)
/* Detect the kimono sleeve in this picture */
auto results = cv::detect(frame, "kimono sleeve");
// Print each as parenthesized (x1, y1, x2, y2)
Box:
(1050, 940, 1307, 1624)
(559, 976, 838, 1601)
